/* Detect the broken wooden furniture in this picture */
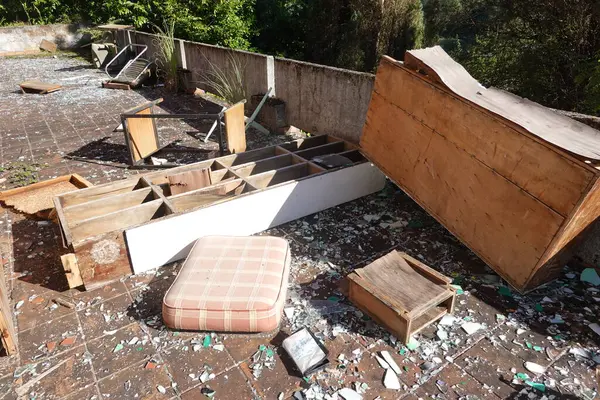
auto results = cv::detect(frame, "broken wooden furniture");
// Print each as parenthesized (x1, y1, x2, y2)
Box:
(19, 80, 61, 94)
(0, 264, 17, 355)
(0, 174, 92, 218)
(121, 99, 246, 166)
(53, 134, 386, 290)
(163, 235, 291, 332)
(347, 251, 456, 344)
(361, 46, 600, 292)
(39, 39, 57, 53)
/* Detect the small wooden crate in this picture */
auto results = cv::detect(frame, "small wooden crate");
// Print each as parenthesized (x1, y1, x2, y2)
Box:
(347, 251, 456, 344)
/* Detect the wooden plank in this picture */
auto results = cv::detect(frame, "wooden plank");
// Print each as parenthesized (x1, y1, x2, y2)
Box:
(39, 39, 57, 52)
(232, 154, 296, 177)
(404, 47, 600, 161)
(167, 168, 212, 195)
(125, 162, 386, 274)
(126, 107, 159, 162)
(224, 101, 246, 153)
(367, 57, 594, 217)
(0, 262, 17, 354)
(103, 81, 130, 90)
(19, 80, 61, 94)
(58, 177, 141, 207)
(246, 163, 314, 189)
(63, 188, 154, 224)
(361, 90, 565, 289)
(70, 199, 167, 243)
(169, 180, 246, 212)
(60, 254, 83, 288)
(73, 232, 132, 290)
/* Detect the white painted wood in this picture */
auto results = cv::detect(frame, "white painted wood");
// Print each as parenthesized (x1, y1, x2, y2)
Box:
(125, 162, 386, 273)
(267, 56, 276, 97)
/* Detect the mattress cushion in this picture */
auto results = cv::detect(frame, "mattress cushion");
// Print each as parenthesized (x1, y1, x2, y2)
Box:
(163, 235, 291, 332)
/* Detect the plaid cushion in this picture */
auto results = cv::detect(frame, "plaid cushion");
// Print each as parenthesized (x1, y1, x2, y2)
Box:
(162, 236, 291, 332)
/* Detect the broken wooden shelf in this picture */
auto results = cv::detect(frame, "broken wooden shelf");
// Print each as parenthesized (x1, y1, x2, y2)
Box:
(347, 251, 456, 344)
(54, 135, 386, 290)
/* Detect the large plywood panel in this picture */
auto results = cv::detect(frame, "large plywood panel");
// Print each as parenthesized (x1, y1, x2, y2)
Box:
(362, 90, 564, 289)
(370, 58, 593, 217)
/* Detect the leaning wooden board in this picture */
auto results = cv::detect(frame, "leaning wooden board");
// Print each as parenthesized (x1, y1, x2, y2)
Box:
(361, 49, 600, 292)
(54, 135, 386, 290)
(0, 265, 17, 354)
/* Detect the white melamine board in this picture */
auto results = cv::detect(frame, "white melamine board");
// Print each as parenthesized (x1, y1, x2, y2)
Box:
(125, 162, 386, 273)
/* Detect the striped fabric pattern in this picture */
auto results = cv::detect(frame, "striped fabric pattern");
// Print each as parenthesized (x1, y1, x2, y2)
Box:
(162, 235, 291, 332)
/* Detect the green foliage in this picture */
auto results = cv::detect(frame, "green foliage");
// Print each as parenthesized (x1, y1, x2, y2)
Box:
(0, 162, 44, 187)
(423, 0, 600, 114)
(153, 20, 178, 91)
(202, 52, 246, 104)
(254, 0, 424, 72)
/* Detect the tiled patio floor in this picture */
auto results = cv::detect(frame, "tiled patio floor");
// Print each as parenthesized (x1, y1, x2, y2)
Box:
(0, 53, 598, 400)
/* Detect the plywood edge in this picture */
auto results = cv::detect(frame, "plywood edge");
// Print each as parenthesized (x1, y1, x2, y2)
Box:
(61, 253, 84, 288)
(371, 57, 599, 174)
(527, 177, 600, 288)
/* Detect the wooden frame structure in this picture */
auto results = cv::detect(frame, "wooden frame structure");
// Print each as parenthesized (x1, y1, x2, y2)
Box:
(361, 47, 600, 292)
(347, 251, 456, 344)
(54, 135, 386, 290)
(122, 99, 247, 166)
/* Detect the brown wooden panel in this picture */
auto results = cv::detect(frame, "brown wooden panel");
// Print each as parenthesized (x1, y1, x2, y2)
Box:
(404, 48, 600, 161)
(368, 58, 594, 217)
(0, 264, 17, 354)
(167, 168, 212, 195)
(534, 178, 600, 280)
(73, 232, 131, 291)
(127, 107, 158, 162)
(361, 90, 564, 289)
(224, 102, 246, 153)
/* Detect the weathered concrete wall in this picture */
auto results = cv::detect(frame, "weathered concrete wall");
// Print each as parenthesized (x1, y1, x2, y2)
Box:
(126, 30, 373, 143)
(274, 57, 374, 143)
(0, 24, 86, 52)
(183, 40, 269, 107)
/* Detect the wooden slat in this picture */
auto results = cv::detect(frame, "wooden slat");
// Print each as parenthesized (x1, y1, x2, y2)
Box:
(61, 253, 83, 288)
(126, 107, 159, 162)
(224, 101, 246, 153)
(70, 199, 167, 243)
(58, 177, 141, 207)
(63, 188, 154, 224)
(0, 264, 17, 354)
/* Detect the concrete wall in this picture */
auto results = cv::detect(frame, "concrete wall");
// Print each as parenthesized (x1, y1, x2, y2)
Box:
(274, 57, 374, 143)
(123, 30, 374, 143)
(0, 24, 86, 53)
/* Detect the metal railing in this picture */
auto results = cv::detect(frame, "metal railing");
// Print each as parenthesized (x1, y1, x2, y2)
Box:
(104, 43, 150, 82)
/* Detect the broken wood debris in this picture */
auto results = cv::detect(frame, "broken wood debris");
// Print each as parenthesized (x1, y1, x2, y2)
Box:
(347, 250, 456, 344)
(19, 80, 62, 94)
